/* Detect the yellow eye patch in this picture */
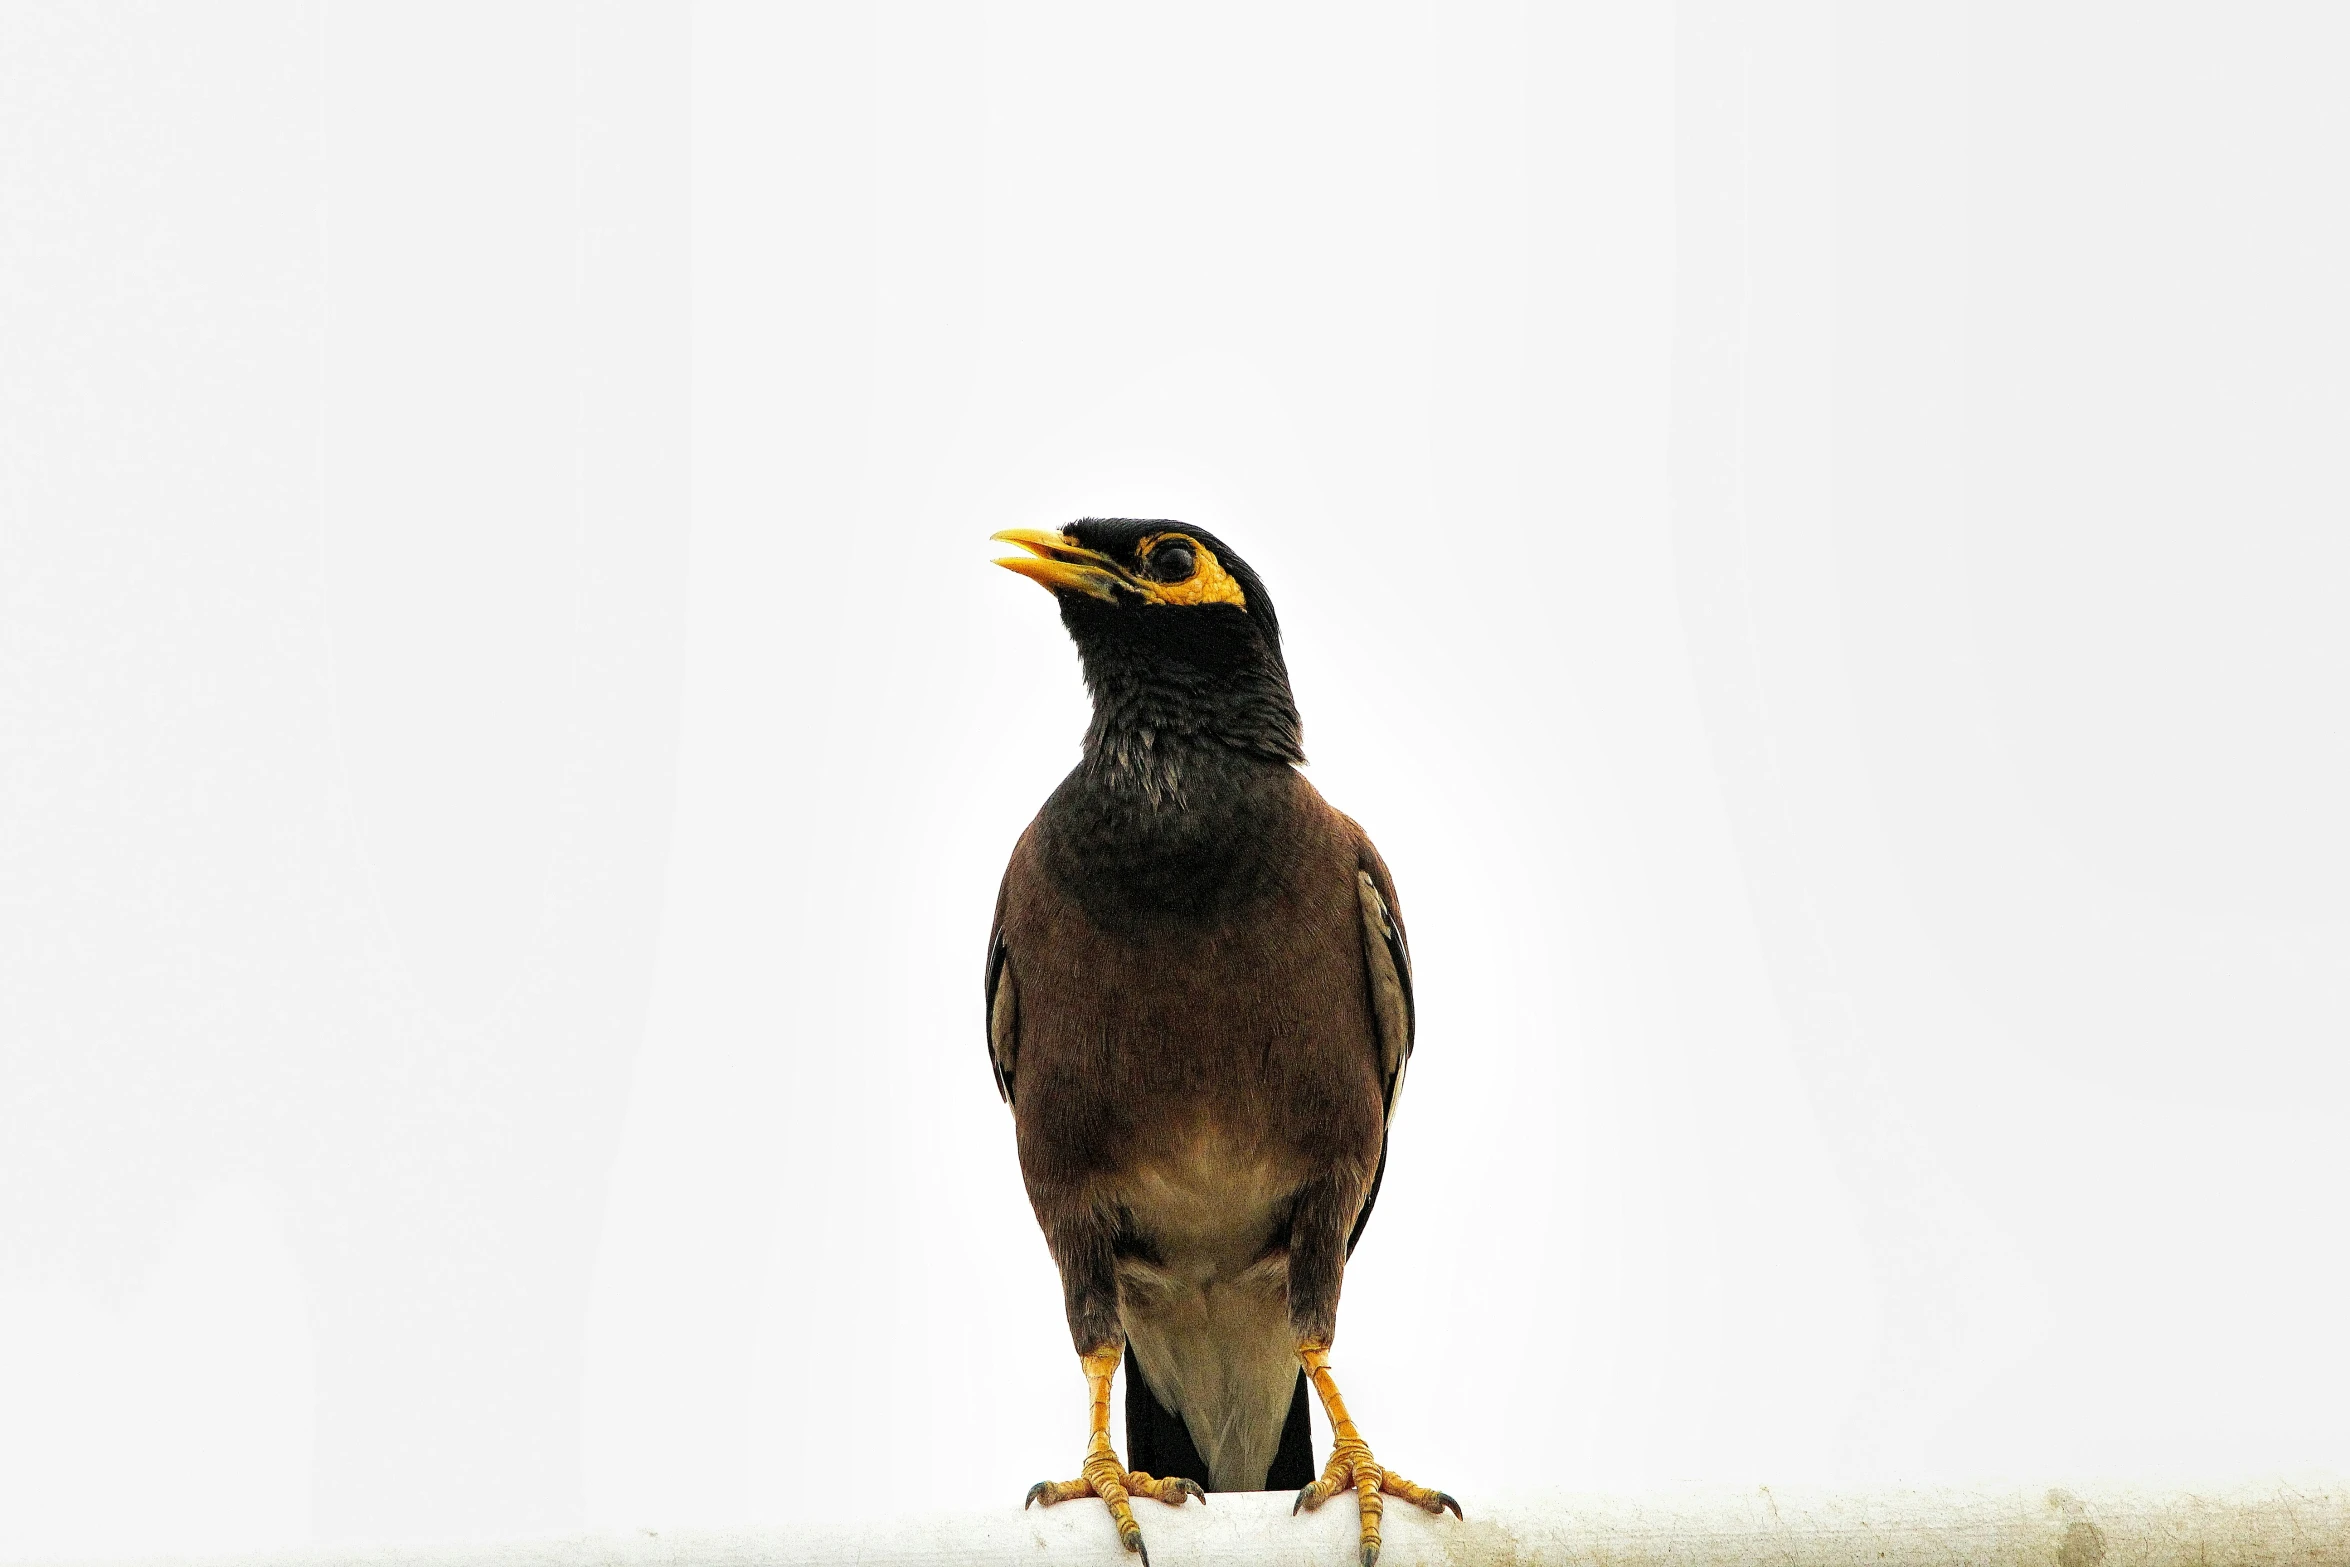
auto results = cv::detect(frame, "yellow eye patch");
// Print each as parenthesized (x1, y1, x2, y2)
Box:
(1136, 533, 1248, 609)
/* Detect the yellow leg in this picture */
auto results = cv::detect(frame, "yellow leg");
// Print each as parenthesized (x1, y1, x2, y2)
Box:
(1291, 1342, 1460, 1567)
(1025, 1344, 1203, 1562)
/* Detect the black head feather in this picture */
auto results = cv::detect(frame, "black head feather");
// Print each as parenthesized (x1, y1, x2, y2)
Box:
(1053, 518, 1305, 774)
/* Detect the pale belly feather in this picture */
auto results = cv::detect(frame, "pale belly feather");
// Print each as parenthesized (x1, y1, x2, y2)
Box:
(1111, 1129, 1304, 1492)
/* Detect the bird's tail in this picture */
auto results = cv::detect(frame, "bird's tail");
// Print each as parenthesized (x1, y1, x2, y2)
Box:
(1123, 1345, 1315, 1492)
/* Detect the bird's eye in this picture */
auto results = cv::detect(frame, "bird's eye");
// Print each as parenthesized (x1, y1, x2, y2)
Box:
(1147, 541, 1196, 582)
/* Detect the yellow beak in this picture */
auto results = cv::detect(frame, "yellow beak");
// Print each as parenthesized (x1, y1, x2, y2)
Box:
(991, 528, 1134, 604)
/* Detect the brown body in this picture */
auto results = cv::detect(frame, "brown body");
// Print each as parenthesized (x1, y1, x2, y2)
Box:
(991, 764, 1406, 1490)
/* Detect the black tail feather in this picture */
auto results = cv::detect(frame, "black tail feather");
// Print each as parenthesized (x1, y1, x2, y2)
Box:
(1268, 1367, 1315, 1490)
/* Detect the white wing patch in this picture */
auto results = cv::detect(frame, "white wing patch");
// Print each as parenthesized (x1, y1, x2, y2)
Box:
(986, 932, 1017, 1104)
(1356, 869, 1413, 1121)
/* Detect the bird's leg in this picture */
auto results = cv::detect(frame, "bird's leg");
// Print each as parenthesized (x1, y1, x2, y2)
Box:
(1025, 1343, 1203, 1562)
(1281, 1176, 1461, 1564)
(1291, 1341, 1460, 1567)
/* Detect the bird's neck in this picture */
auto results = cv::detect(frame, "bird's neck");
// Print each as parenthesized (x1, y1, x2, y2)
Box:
(1040, 731, 1304, 929)
(1075, 644, 1304, 810)
(1032, 645, 1307, 928)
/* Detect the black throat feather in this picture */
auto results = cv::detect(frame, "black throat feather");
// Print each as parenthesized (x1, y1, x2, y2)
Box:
(1037, 593, 1307, 931)
(1070, 598, 1304, 803)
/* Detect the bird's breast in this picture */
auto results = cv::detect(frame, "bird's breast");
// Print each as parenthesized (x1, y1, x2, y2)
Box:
(1001, 765, 1387, 1204)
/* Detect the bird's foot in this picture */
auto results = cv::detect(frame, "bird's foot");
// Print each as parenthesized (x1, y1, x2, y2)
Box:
(1292, 1433, 1459, 1567)
(1026, 1440, 1203, 1564)
(1291, 1341, 1460, 1567)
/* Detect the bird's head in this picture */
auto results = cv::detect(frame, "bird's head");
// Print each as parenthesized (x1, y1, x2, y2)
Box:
(993, 519, 1303, 769)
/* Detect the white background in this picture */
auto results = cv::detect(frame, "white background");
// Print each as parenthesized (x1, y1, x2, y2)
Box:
(2, 2, 2346, 1558)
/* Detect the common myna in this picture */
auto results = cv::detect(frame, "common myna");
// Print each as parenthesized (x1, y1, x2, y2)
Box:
(987, 520, 1458, 1566)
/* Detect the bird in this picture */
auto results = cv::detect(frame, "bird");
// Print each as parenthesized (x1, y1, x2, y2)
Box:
(986, 520, 1459, 1567)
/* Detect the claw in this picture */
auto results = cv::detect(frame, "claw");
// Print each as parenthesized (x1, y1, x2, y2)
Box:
(1433, 1490, 1463, 1521)
(1289, 1344, 1458, 1564)
(1034, 1347, 1178, 1559)
(1029, 1459, 1189, 1559)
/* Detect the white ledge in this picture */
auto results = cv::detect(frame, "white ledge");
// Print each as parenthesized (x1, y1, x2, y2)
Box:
(72, 1483, 2350, 1567)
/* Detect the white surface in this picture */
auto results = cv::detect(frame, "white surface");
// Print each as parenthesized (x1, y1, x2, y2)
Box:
(75, 1486, 2350, 1567)
(1, 1, 2347, 1559)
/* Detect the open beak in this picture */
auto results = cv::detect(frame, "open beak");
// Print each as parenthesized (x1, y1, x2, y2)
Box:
(991, 529, 1134, 604)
